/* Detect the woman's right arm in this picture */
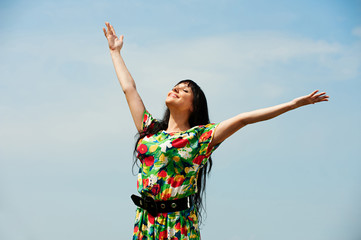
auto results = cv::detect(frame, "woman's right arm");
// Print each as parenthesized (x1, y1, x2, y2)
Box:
(103, 22, 145, 132)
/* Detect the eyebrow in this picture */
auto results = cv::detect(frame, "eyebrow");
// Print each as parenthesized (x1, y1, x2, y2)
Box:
(175, 84, 190, 89)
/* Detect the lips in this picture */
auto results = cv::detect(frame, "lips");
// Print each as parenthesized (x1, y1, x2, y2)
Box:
(169, 93, 179, 98)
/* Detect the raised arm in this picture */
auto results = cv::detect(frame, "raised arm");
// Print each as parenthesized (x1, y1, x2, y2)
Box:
(103, 22, 145, 132)
(210, 90, 329, 148)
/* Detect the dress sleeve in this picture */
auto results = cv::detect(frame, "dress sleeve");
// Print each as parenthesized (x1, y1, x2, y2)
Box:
(197, 123, 221, 166)
(141, 109, 158, 132)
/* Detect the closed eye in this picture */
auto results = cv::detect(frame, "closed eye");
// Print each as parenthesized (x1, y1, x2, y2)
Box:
(183, 89, 189, 93)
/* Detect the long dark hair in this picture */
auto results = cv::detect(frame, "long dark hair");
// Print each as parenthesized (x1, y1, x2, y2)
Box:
(133, 79, 213, 225)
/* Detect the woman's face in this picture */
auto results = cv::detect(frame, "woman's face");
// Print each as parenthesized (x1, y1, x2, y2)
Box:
(165, 82, 194, 113)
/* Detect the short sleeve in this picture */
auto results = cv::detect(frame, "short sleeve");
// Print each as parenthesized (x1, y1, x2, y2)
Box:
(141, 109, 158, 132)
(197, 123, 221, 166)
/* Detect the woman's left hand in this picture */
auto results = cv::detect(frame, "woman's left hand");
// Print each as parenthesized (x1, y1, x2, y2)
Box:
(103, 22, 124, 52)
(292, 90, 330, 108)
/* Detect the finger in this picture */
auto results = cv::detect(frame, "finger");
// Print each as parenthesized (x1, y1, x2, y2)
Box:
(120, 35, 124, 41)
(106, 22, 112, 33)
(103, 27, 107, 37)
(110, 24, 116, 36)
(314, 92, 326, 98)
(316, 95, 329, 102)
(322, 95, 330, 100)
(310, 90, 319, 96)
(319, 98, 329, 102)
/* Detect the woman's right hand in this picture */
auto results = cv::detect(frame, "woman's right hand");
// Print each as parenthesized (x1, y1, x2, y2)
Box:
(292, 90, 329, 108)
(103, 22, 124, 52)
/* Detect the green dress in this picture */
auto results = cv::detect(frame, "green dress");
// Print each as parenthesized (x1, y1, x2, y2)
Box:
(133, 110, 220, 240)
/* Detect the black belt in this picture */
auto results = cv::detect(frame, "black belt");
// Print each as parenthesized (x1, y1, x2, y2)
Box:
(131, 194, 193, 217)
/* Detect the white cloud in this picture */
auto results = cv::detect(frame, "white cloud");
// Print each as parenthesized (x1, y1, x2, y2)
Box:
(126, 31, 356, 86)
(123, 31, 359, 115)
(352, 26, 361, 38)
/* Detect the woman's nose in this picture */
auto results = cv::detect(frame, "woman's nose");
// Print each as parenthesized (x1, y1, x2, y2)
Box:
(173, 87, 179, 93)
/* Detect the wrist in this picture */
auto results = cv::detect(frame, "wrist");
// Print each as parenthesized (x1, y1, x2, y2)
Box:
(110, 49, 121, 56)
(289, 99, 300, 110)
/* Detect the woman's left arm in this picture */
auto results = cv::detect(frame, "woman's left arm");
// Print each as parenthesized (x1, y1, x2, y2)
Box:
(210, 90, 329, 148)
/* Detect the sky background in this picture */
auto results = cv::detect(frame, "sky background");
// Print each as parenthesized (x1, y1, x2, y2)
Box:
(1, 0, 361, 239)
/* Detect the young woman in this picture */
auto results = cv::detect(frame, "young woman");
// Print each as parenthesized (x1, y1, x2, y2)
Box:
(103, 22, 329, 240)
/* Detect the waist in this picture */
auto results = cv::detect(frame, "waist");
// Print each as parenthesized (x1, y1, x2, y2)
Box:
(131, 194, 194, 217)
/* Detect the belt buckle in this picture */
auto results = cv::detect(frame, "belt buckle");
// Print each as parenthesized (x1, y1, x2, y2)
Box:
(142, 195, 158, 217)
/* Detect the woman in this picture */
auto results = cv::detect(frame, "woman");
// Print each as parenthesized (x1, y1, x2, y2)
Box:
(103, 22, 329, 240)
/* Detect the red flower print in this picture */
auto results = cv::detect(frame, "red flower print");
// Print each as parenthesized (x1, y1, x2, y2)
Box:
(143, 114, 148, 123)
(151, 184, 160, 196)
(171, 138, 189, 148)
(137, 144, 148, 154)
(158, 170, 167, 178)
(193, 155, 205, 165)
(167, 176, 174, 184)
(159, 230, 168, 240)
(133, 226, 138, 233)
(175, 222, 181, 229)
(200, 130, 212, 142)
(167, 176, 185, 187)
(144, 156, 154, 166)
(171, 176, 185, 188)
(181, 226, 188, 235)
(143, 179, 149, 187)
(148, 213, 155, 224)
(162, 192, 171, 200)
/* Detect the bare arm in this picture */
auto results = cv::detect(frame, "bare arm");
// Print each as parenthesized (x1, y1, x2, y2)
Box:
(210, 90, 329, 148)
(103, 22, 145, 132)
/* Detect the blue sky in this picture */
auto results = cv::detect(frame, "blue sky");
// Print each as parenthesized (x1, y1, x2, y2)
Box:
(1, 0, 360, 239)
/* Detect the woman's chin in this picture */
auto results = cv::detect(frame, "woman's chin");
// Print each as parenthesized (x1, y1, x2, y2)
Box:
(165, 98, 176, 106)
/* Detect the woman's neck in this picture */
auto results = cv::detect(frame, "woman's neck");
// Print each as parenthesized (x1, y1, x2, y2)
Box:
(166, 110, 191, 133)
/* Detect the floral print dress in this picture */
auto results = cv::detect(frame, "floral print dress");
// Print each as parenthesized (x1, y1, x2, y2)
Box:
(133, 110, 221, 240)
